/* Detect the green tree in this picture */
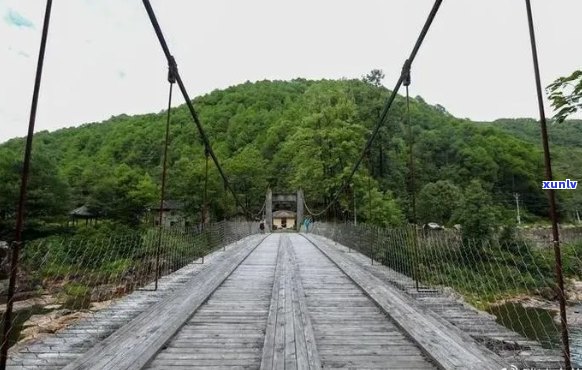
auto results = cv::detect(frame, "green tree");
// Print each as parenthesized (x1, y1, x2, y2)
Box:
(225, 146, 268, 213)
(89, 164, 156, 225)
(362, 69, 385, 87)
(167, 154, 225, 221)
(0, 148, 70, 239)
(547, 70, 582, 123)
(416, 180, 463, 226)
(0, 78, 574, 232)
(357, 175, 403, 227)
(280, 82, 366, 209)
(458, 180, 499, 242)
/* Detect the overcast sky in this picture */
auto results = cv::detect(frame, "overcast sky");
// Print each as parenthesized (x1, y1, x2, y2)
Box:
(1, 0, 581, 143)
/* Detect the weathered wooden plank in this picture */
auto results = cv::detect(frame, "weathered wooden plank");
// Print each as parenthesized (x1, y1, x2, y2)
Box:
(145, 234, 279, 369)
(9, 235, 262, 370)
(63, 235, 268, 370)
(260, 235, 321, 370)
(287, 239, 322, 370)
(284, 254, 297, 370)
(302, 233, 508, 370)
(259, 238, 284, 370)
(154, 352, 260, 360)
(147, 358, 260, 366)
(272, 262, 286, 368)
(329, 234, 568, 368)
(289, 234, 436, 369)
(147, 367, 250, 370)
(167, 342, 261, 348)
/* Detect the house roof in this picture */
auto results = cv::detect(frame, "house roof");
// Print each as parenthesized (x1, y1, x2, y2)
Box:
(423, 222, 444, 230)
(69, 205, 95, 218)
(273, 210, 296, 218)
(151, 200, 184, 211)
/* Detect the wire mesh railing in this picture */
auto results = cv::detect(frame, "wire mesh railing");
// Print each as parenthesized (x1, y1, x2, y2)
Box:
(0, 220, 258, 354)
(310, 221, 582, 366)
(518, 226, 582, 249)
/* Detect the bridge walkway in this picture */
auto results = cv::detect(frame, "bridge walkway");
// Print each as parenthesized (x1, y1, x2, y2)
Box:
(146, 234, 279, 369)
(289, 234, 434, 369)
(146, 234, 437, 369)
(8, 233, 517, 369)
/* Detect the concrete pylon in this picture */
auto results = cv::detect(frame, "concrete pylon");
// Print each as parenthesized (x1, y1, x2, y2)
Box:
(265, 189, 272, 233)
(296, 189, 304, 231)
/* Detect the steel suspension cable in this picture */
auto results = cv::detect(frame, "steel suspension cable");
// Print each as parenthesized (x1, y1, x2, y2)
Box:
(0, 1, 53, 367)
(303, 0, 443, 217)
(254, 200, 266, 219)
(142, 0, 255, 220)
(525, 1, 571, 368)
(202, 148, 209, 225)
(154, 72, 175, 291)
(302, 198, 320, 218)
(406, 83, 417, 224)
(367, 164, 372, 222)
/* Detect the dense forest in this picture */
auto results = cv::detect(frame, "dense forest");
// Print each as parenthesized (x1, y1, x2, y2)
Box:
(0, 78, 580, 241)
(485, 118, 582, 222)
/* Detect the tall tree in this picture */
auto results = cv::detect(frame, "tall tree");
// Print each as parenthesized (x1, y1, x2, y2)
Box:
(0, 148, 70, 238)
(362, 69, 385, 87)
(458, 180, 499, 242)
(88, 164, 157, 225)
(416, 180, 463, 226)
(547, 70, 582, 123)
(225, 146, 268, 213)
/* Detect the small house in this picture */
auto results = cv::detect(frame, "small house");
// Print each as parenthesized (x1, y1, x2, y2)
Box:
(150, 200, 187, 229)
(69, 205, 97, 226)
(272, 210, 296, 230)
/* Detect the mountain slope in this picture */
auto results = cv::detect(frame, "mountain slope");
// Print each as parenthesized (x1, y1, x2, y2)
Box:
(1, 79, 579, 238)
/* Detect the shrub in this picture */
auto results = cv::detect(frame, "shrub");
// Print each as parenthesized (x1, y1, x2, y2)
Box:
(60, 283, 91, 309)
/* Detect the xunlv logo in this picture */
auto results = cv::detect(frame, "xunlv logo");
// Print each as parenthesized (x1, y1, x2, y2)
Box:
(542, 179, 578, 189)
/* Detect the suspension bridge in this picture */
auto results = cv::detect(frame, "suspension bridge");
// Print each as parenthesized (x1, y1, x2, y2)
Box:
(2, 0, 578, 369)
(5, 231, 567, 369)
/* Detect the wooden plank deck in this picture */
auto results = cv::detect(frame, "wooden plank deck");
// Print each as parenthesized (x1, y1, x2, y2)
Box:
(289, 234, 436, 369)
(62, 235, 268, 370)
(310, 233, 567, 369)
(146, 234, 280, 369)
(7, 235, 266, 370)
(144, 233, 440, 369)
(9, 231, 551, 369)
(302, 233, 508, 370)
(260, 235, 320, 370)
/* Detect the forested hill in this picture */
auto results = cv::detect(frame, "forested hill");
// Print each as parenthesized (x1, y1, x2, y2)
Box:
(487, 118, 582, 149)
(0, 79, 580, 239)
(484, 118, 582, 218)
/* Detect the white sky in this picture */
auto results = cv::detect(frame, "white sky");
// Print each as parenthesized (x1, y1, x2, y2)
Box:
(1, 0, 581, 143)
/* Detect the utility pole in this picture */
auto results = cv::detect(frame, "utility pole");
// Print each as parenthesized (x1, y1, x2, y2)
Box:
(514, 193, 521, 225)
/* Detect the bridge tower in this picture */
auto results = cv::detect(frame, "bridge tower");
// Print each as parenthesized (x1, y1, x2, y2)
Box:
(264, 189, 304, 232)
(296, 189, 304, 231)
(265, 189, 272, 232)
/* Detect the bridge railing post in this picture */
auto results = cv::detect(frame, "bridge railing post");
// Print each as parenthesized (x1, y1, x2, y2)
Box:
(222, 221, 227, 252)
(411, 226, 420, 292)
(370, 225, 375, 265)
